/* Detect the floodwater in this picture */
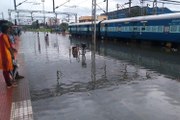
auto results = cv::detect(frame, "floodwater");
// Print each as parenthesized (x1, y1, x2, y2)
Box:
(19, 32, 180, 120)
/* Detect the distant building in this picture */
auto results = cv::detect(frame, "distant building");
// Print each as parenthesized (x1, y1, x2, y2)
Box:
(97, 15, 108, 21)
(101, 6, 174, 19)
(79, 15, 107, 22)
(79, 16, 92, 22)
(48, 17, 60, 26)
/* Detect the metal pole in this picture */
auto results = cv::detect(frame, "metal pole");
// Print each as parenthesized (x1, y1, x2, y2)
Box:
(129, 0, 131, 15)
(91, 0, 96, 82)
(17, 12, 20, 25)
(1, 12, 4, 19)
(141, 0, 143, 16)
(106, 0, 108, 14)
(42, 0, 45, 24)
(53, 0, 55, 12)
(8, 11, 12, 22)
(14, 0, 17, 10)
(31, 12, 33, 22)
(75, 14, 77, 23)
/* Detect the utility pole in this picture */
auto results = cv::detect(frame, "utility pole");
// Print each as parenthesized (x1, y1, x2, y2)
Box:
(106, 0, 108, 14)
(14, 0, 17, 10)
(41, 0, 45, 25)
(141, 0, 144, 16)
(129, 0, 131, 15)
(92, 0, 96, 43)
(91, 0, 97, 82)
(53, 0, 55, 12)
(1, 12, 4, 19)
(14, 0, 17, 24)
(75, 14, 77, 23)
(104, 0, 108, 17)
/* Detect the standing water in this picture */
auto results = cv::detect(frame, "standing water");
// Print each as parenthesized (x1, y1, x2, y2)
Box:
(19, 32, 180, 120)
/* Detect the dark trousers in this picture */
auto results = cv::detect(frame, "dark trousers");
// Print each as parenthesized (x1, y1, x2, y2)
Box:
(3, 71, 12, 86)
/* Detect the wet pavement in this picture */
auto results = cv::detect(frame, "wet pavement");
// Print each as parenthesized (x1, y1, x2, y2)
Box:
(19, 32, 180, 120)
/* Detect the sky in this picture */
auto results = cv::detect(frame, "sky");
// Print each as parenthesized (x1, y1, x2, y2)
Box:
(1, 0, 180, 22)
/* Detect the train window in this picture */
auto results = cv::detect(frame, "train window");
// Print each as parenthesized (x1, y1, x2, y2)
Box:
(101, 24, 105, 27)
(157, 26, 163, 32)
(124, 22, 129, 24)
(146, 26, 150, 32)
(164, 26, 169, 33)
(133, 27, 137, 30)
(141, 27, 145, 31)
(170, 25, 178, 33)
(129, 27, 133, 32)
(151, 26, 156, 32)
(117, 27, 121, 32)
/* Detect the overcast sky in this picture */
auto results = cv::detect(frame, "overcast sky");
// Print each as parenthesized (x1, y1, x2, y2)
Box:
(1, 0, 180, 21)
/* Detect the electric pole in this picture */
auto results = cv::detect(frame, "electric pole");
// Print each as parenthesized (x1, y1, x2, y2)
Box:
(1, 12, 4, 19)
(129, 0, 131, 14)
(53, 0, 55, 12)
(91, 0, 97, 82)
(106, 0, 108, 14)
(14, 0, 17, 10)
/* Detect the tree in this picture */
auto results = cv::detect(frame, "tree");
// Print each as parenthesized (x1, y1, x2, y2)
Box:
(60, 23, 68, 32)
(31, 20, 39, 29)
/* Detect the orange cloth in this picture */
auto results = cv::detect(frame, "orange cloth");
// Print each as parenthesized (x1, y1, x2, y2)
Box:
(0, 33, 13, 71)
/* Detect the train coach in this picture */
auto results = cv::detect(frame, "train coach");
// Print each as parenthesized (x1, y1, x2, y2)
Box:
(68, 21, 101, 37)
(69, 12, 180, 43)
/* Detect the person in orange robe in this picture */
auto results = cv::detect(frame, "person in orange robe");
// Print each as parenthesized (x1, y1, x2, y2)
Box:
(0, 24, 15, 88)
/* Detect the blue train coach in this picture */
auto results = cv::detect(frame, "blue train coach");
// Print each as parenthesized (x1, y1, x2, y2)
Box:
(69, 12, 180, 43)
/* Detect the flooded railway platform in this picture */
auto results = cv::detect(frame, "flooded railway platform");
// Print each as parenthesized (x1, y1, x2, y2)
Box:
(19, 32, 180, 120)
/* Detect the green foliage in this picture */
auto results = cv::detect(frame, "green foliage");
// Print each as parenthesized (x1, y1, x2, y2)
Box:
(31, 20, 39, 29)
(60, 23, 68, 32)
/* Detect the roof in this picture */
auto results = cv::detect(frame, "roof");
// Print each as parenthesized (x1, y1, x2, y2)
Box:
(101, 12, 180, 24)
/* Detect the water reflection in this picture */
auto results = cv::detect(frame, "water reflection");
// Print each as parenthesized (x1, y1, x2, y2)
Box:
(23, 32, 180, 101)
(20, 33, 180, 120)
(81, 53, 87, 68)
(37, 32, 41, 53)
(70, 37, 180, 80)
(45, 33, 49, 47)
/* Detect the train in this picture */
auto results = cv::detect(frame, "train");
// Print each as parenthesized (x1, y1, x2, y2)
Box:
(68, 12, 180, 44)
